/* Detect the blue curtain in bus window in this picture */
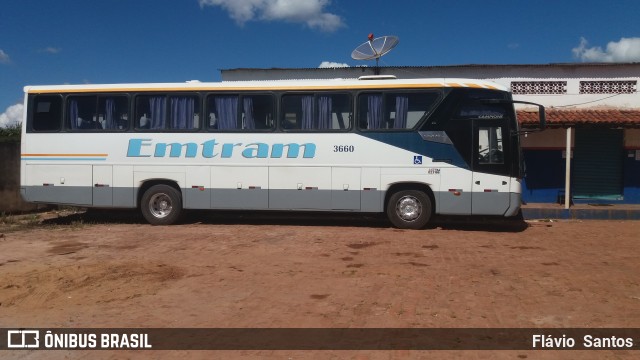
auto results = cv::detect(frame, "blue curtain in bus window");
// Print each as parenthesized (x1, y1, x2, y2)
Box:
(301, 96, 314, 129)
(243, 97, 255, 130)
(69, 99, 79, 130)
(104, 99, 116, 130)
(149, 97, 166, 129)
(367, 95, 383, 129)
(317, 96, 332, 130)
(394, 95, 408, 129)
(170, 97, 195, 129)
(215, 96, 238, 129)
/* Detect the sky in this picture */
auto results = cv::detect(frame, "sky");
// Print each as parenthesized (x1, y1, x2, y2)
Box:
(2, 0, 640, 127)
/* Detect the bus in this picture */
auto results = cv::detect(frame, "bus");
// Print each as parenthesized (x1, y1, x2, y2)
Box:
(20, 77, 545, 228)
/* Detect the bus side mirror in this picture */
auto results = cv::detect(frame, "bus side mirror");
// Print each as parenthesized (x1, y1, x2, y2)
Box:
(538, 104, 546, 130)
(510, 100, 545, 131)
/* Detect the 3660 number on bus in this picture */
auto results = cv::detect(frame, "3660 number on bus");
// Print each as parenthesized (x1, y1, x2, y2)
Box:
(333, 145, 355, 153)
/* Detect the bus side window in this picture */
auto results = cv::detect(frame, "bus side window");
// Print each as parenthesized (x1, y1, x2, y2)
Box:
(68, 96, 100, 130)
(359, 91, 439, 130)
(385, 92, 439, 129)
(477, 127, 504, 164)
(169, 95, 200, 130)
(281, 93, 351, 131)
(242, 95, 274, 130)
(358, 93, 382, 130)
(136, 95, 166, 130)
(327, 94, 352, 130)
(98, 96, 129, 130)
(32, 95, 62, 132)
(281, 95, 308, 130)
(207, 94, 240, 130)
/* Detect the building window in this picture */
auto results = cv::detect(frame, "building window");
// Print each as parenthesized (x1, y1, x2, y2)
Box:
(511, 81, 567, 95)
(579, 80, 637, 94)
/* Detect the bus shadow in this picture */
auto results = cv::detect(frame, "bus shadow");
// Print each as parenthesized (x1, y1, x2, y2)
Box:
(41, 209, 145, 226)
(41, 209, 389, 228)
(41, 209, 529, 232)
(186, 210, 392, 228)
(430, 215, 529, 233)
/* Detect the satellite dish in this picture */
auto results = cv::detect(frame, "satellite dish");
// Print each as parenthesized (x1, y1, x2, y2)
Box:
(351, 34, 399, 71)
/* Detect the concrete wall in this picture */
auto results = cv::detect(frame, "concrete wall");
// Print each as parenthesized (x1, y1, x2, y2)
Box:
(0, 141, 40, 213)
(221, 63, 640, 109)
(522, 128, 573, 149)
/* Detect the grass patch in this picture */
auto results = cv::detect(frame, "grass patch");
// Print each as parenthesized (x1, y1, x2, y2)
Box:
(0, 209, 87, 233)
(0, 212, 44, 233)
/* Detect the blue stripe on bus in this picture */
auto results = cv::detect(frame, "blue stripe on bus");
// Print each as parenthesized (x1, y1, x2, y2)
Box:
(21, 158, 107, 161)
(356, 132, 469, 169)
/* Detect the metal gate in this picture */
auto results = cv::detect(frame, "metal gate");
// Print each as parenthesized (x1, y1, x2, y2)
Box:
(572, 128, 623, 201)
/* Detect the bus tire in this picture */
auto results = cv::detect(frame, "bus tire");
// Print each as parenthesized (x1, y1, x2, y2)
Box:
(140, 184, 183, 225)
(386, 190, 432, 229)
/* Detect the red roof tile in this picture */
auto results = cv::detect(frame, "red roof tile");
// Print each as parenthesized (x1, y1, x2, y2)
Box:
(517, 109, 640, 127)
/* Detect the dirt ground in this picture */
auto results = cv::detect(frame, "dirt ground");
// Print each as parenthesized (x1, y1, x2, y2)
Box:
(0, 210, 638, 359)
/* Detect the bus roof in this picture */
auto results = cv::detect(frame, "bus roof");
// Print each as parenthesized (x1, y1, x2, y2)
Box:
(24, 78, 508, 94)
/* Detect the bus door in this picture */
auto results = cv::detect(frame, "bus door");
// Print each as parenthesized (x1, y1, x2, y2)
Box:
(471, 119, 511, 215)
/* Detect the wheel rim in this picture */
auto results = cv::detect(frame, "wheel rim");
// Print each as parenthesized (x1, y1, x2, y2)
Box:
(396, 195, 422, 222)
(149, 193, 173, 219)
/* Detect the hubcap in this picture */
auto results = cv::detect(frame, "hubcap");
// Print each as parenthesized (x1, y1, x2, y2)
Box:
(396, 195, 422, 222)
(149, 193, 172, 219)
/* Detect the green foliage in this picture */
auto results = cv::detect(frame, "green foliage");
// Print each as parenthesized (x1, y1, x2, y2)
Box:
(0, 123, 21, 142)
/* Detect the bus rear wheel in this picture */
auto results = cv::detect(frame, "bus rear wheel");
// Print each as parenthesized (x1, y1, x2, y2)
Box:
(386, 190, 432, 229)
(141, 184, 183, 225)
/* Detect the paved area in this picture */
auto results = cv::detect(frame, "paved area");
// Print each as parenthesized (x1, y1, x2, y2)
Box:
(522, 203, 640, 220)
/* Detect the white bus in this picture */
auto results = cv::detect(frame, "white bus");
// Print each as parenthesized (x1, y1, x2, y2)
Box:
(20, 77, 544, 228)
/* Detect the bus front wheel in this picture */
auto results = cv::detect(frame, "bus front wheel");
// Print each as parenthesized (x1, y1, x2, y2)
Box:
(141, 184, 183, 225)
(386, 190, 432, 229)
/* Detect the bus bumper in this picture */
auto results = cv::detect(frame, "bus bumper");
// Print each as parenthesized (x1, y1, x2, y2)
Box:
(20, 187, 29, 202)
(504, 192, 522, 217)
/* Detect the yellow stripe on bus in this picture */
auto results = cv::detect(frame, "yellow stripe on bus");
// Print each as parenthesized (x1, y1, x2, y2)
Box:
(26, 83, 482, 94)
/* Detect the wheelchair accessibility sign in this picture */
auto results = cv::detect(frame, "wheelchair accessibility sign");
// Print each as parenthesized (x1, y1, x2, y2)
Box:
(413, 156, 423, 165)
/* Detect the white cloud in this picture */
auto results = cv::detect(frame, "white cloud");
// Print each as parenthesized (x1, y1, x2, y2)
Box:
(0, 49, 10, 64)
(0, 103, 24, 128)
(319, 61, 349, 68)
(199, 0, 344, 32)
(41, 47, 61, 54)
(573, 37, 640, 63)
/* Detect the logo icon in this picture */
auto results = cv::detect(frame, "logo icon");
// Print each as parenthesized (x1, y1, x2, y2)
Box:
(413, 156, 423, 165)
(7, 330, 40, 348)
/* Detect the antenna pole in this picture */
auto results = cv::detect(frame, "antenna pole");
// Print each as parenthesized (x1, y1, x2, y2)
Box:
(368, 35, 381, 75)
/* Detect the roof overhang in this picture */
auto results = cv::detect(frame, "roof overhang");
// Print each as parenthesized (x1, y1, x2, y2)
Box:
(518, 109, 640, 128)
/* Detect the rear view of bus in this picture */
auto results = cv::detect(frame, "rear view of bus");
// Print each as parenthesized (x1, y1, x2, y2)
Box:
(20, 78, 544, 228)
